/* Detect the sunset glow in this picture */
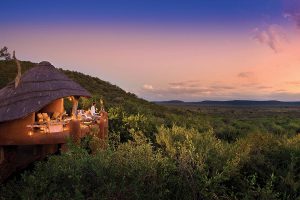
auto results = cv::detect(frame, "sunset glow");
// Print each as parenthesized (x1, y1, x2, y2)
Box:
(1, 0, 300, 101)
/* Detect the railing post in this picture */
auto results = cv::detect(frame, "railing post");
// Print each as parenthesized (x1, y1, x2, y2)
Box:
(98, 111, 108, 149)
(69, 119, 81, 145)
(98, 111, 108, 140)
(0, 147, 4, 164)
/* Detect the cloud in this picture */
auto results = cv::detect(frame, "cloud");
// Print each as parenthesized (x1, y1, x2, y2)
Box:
(268, 92, 300, 101)
(210, 85, 236, 90)
(240, 82, 272, 90)
(253, 24, 287, 53)
(294, 13, 300, 28)
(140, 82, 299, 101)
(256, 86, 272, 90)
(286, 81, 300, 86)
(284, 0, 300, 29)
(273, 89, 287, 93)
(142, 84, 154, 90)
(168, 80, 201, 87)
(238, 72, 253, 78)
(141, 81, 240, 100)
(284, 12, 300, 28)
(142, 85, 211, 96)
(140, 80, 279, 101)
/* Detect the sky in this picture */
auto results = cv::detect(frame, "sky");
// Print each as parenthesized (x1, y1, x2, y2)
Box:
(1, 0, 300, 101)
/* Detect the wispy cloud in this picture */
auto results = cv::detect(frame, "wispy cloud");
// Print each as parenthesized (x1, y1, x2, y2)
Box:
(256, 86, 273, 90)
(268, 92, 300, 101)
(240, 83, 272, 90)
(210, 85, 236, 90)
(142, 84, 154, 90)
(273, 89, 288, 93)
(286, 81, 300, 86)
(140, 83, 299, 101)
(238, 72, 254, 78)
(140, 80, 275, 100)
(142, 82, 211, 96)
(253, 24, 287, 53)
(284, 13, 300, 28)
(284, 0, 300, 29)
(168, 80, 201, 87)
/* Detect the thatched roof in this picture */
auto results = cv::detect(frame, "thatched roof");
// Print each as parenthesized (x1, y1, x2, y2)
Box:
(0, 61, 91, 123)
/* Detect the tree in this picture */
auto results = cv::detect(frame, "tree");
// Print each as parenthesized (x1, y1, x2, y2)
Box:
(12, 51, 21, 88)
(0, 46, 11, 60)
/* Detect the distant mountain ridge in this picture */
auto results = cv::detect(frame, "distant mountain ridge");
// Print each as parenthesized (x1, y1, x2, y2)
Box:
(155, 100, 300, 107)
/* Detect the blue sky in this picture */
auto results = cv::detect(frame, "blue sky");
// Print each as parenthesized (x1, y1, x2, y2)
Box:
(1, 0, 284, 27)
(1, 0, 300, 101)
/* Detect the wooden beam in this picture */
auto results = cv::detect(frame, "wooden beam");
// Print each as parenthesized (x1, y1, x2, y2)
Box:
(71, 96, 79, 119)
(0, 147, 4, 164)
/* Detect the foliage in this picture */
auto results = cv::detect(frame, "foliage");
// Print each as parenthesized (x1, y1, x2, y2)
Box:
(0, 60, 33, 89)
(1, 126, 299, 199)
(108, 106, 157, 142)
(0, 60, 300, 199)
(0, 46, 11, 61)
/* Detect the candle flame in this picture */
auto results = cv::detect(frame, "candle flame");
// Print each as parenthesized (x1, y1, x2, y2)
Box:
(28, 131, 33, 136)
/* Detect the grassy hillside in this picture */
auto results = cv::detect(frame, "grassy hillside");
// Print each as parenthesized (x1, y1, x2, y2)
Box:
(0, 60, 34, 89)
(0, 60, 166, 114)
(0, 60, 146, 106)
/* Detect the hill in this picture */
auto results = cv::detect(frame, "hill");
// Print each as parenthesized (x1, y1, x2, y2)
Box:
(156, 100, 300, 107)
(0, 60, 140, 105)
(0, 60, 164, 114)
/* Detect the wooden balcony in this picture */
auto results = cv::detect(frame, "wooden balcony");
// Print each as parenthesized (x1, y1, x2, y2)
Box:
(0, 123, 91, 146)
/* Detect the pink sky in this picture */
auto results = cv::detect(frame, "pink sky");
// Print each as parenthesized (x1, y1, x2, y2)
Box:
(1, 22, 300, 101)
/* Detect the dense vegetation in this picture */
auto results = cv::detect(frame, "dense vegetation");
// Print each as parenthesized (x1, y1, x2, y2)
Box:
(1, 123, 299, 199)
(0, 60, 300, 199)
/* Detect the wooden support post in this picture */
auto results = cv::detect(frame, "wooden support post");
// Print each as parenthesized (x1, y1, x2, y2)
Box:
(0, 147, 4, 164)
(98, 111, 108, 140)
(71, 96, 79, 119)
(70, 120, 81, 145)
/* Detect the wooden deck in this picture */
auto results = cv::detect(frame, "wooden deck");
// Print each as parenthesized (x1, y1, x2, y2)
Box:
(0, 125, 91, 146)
(0, 123, 93, 182)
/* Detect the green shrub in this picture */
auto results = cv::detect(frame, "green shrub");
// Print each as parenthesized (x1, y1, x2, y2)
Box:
(1, 128, 299, 199)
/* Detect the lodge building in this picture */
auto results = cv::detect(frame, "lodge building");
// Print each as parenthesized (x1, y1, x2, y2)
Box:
(0, 61, 106, 181)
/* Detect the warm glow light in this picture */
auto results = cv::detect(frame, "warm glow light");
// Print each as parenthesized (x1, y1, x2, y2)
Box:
(28, 131, 33, 136)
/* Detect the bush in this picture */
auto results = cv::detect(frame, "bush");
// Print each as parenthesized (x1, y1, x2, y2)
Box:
(108, 106, 157, 142)
(0, 139, 175, 200)
(1, 129, 299, 199)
